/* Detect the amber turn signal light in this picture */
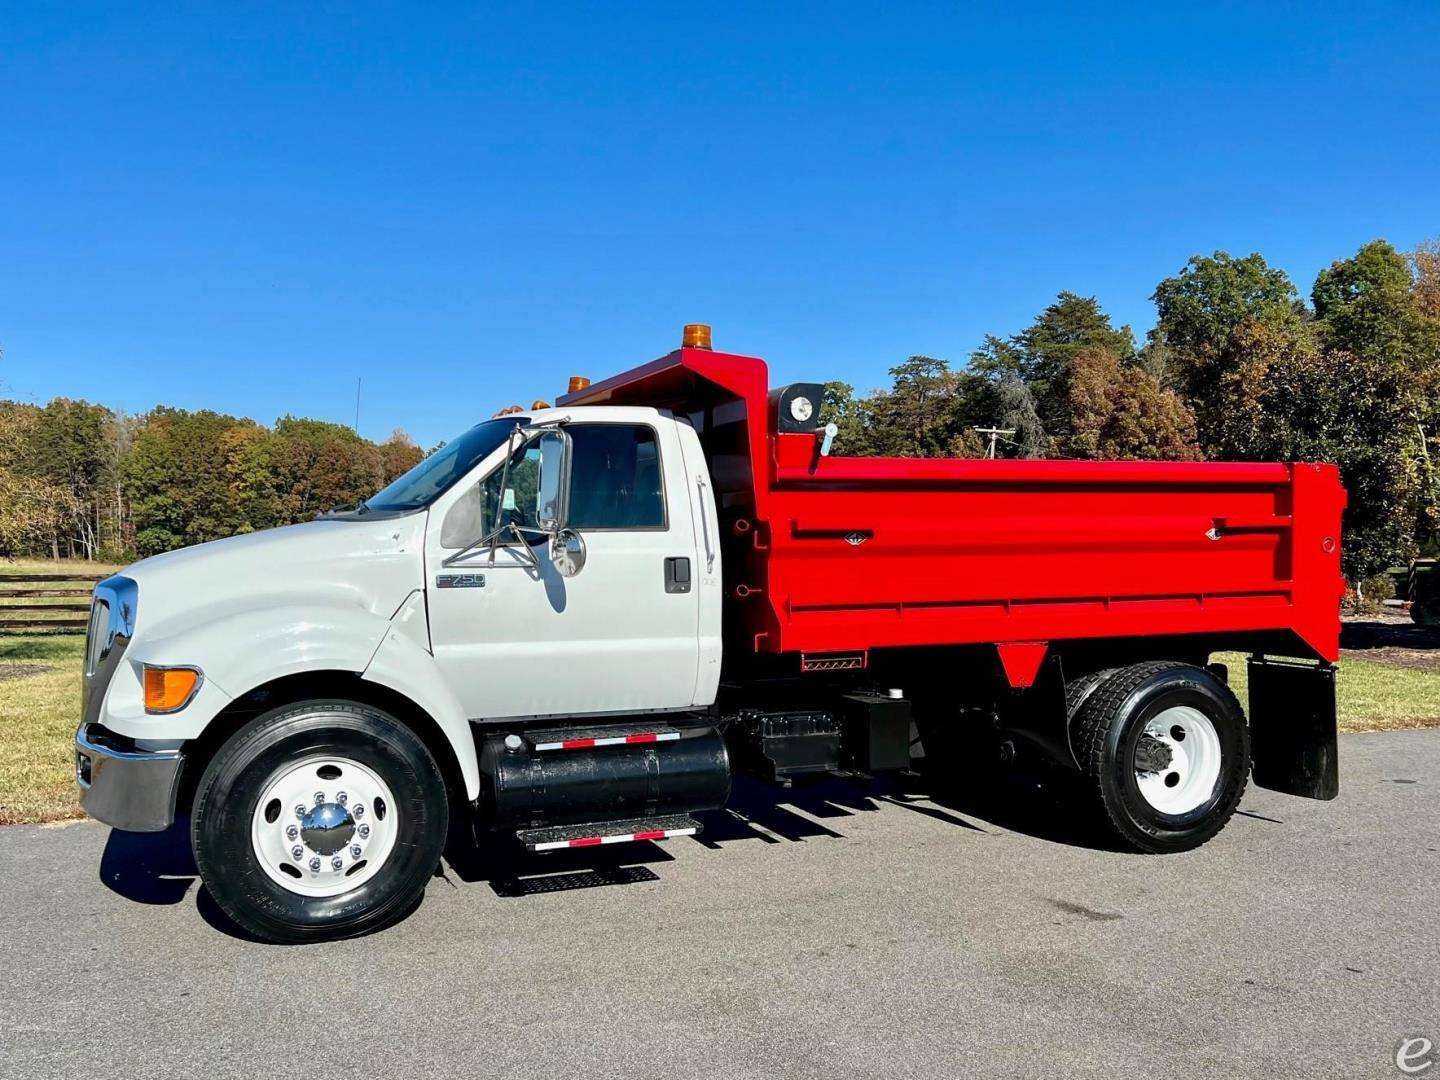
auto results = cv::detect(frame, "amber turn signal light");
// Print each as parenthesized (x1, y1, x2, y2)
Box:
(682, 323, 712, 349)
(143, 665, 201, 713)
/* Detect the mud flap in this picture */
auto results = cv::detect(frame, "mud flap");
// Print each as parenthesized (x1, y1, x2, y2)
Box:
(1002, 654, 1078, 770)
(1247, 656, 1339, 800)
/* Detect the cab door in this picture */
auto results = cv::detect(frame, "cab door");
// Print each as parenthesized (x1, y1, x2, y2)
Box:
(424, 416, 703, 721)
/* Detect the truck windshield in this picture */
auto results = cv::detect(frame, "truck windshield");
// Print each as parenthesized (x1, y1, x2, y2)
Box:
(364, 418, 529, 512)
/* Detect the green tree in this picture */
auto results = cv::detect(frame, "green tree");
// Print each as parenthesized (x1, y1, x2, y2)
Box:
(124, 408, 258, 555)
(1197, 320, 1417, 580)
(987, 293, 1136, 437)
(1149, 252, 1309, 449)
(1313, 240, 1440, 367)
(856, 357, 968, 458)
(1151, 252, 1302, 365)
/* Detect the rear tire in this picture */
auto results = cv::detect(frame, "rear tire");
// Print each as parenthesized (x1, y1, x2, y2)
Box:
(191, 699, 449, 943)
(1070, 662, 1249, 853)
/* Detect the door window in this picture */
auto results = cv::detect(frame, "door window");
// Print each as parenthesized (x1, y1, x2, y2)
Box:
(440, 441, 543, 549)
(567, 425, 665, 529)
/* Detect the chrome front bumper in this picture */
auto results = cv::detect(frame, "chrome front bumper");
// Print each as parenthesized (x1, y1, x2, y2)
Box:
(75, 723, 184, 832)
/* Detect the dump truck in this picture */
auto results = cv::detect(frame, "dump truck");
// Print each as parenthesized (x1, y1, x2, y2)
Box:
(75, 326, 1347, 942)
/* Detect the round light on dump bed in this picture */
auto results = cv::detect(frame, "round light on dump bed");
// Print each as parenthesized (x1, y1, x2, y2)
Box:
(789, 395, 814, 423)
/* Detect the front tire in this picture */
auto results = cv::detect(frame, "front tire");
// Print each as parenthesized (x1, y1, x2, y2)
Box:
(191, 700, 449, 943)
(1070, 662, 1249, 854)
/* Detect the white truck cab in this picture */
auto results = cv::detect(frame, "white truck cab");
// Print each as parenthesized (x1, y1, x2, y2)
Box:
(77, 403, 727, 941)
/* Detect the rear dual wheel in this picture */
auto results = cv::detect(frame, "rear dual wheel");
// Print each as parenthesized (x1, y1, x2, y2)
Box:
(191, 700, 449, 944)
(1070, 662, 1250, 853)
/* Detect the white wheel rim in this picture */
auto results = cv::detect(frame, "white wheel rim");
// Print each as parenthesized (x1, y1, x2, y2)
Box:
(250, 756, 399, 897)
(1133, 706, 1223, 816)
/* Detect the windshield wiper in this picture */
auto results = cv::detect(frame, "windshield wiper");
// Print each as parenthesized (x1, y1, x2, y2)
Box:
(318, 500, 371, 518)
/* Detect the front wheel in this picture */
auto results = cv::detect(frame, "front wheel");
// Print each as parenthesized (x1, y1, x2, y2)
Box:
(1070, 662, 1250, 853)
(191, 700, 449, 943)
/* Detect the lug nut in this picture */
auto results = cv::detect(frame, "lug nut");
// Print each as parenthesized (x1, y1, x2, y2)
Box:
(292, 845, 304, 860)
(351, 844, 363, 858)
(352, 805, 365, 820)
(309, 857, 321, 871)
(336, 791, 348, 805)
(313, 791, 325, 805)
(357, 824, 370, 838)
(295, 804, 307, 818)
(285, 824, 298, 840)
(331, 856, 344, 870)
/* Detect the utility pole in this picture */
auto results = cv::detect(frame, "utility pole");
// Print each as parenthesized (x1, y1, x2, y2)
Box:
(354, 377, 362, 433)
(973, 426, 1016, 459)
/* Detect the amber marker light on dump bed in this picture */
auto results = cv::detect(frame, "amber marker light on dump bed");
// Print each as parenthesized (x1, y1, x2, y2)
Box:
(143, 665, 202, 713)
(682, 323, 712, 349)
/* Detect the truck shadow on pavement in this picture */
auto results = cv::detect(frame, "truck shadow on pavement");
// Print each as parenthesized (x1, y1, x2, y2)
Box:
(97, 819, 276, 941)
(97, 764, 1133, 940)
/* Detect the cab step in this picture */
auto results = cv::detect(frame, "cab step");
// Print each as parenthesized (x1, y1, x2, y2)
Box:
(516, 814, 701, 852)
(524, 721, 699, 751)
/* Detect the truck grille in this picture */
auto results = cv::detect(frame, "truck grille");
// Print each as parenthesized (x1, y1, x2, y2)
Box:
(80, 575, 137, 728)
(84, 598, 110, 676)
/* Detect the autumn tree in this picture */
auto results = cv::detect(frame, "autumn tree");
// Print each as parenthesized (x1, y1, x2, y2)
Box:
(1065, 347, 1200, 461)
(270, 417, 384, 520)
(379, 428, 424, 482)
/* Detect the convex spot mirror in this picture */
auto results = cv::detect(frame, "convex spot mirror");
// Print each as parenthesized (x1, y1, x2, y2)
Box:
(550, 528, 586, 577)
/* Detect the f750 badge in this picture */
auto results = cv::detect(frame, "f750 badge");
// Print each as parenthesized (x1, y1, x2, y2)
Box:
(435, 573, 486, 589)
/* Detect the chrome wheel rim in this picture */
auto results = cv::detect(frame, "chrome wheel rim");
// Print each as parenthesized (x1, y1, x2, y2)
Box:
(250, 756, 398, 897)
(1132, 706, 1223, 816)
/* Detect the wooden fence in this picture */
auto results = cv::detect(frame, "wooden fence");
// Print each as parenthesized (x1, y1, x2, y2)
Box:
(0, 572, 106, 631)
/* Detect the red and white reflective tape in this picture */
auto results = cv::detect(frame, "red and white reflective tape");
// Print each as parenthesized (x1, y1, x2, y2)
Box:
(532, 731, 681, 752)
(530, 824, 698, 852)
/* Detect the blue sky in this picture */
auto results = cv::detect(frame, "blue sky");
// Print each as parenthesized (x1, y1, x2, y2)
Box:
(2, 3, 1437, 447)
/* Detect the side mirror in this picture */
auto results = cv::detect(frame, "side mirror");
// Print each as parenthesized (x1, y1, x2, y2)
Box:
(535, 429, 571, 532)
(550, 528, 586, 577)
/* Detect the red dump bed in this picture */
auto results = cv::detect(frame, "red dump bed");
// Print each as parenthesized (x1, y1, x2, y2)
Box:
(561, 346, 1347, 665)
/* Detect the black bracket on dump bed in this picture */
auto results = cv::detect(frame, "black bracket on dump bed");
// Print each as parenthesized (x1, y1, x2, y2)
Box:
(1247, 656, 1339, 801)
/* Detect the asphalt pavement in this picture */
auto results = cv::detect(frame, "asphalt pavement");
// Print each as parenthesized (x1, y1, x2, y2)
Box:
(2, 729, 1437, 1080)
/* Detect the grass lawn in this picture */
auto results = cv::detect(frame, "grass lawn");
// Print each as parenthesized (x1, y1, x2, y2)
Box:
(1, 559, 1437, 825)
(0, 559, 120, 824)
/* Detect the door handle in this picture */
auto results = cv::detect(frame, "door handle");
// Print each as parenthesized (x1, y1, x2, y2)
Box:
(664, 557, 691, 594)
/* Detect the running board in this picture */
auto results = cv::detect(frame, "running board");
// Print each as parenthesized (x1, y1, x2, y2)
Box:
(516, 814, 701, 852)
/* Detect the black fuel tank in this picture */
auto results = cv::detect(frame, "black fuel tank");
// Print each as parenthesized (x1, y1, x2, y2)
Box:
(478, 723, 731, 830)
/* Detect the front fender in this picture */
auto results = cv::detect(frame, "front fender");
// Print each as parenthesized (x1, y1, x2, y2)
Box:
(104, 603, 393, 741)
(363, 623, 481, 800)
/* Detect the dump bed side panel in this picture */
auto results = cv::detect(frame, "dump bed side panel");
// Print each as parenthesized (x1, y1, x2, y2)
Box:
(746, 438, 1345, 661)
